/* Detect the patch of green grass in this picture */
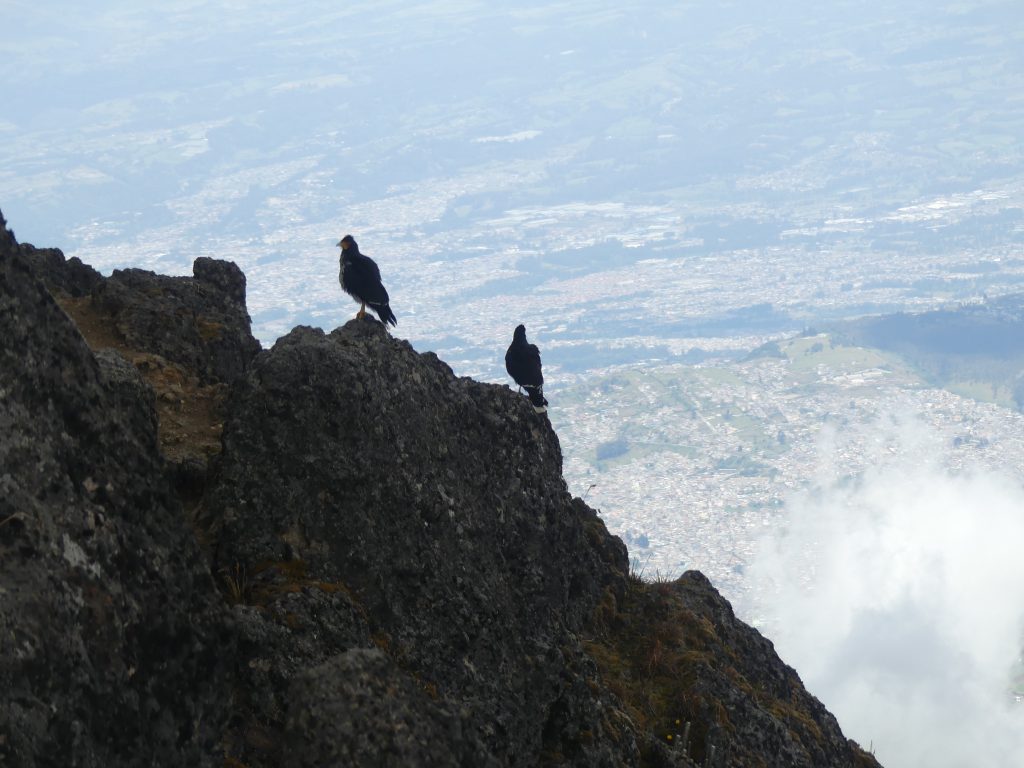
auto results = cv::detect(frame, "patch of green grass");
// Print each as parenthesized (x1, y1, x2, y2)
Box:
(782, 335, 892, 373)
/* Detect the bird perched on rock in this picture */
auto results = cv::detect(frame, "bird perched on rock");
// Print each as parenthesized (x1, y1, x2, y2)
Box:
(337, 234, 397, 326)
(505, 324, 548, 413)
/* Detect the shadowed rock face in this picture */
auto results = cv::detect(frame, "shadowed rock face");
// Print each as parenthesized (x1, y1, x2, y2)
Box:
(0, 211, 234, 766)
(20, 242, 259, 387)
(284, 648, 500, 768)
(18, 239, 263, 509)
(207, 321, 636, 767)
(93, 261, 260, 386)
(15, 242, 102, 297)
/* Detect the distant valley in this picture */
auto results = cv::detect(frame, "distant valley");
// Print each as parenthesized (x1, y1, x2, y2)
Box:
(552, 303, 1024, 612)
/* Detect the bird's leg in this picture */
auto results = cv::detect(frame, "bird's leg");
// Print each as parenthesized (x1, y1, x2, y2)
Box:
(357, 302, 367, 320)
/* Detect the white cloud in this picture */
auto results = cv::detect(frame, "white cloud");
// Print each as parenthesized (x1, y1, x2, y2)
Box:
(748, 414, 1024, 767)
(471, 130, 542, 144)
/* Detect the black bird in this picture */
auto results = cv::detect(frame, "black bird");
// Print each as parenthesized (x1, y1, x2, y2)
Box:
(337, 234, 397, 326)
(505, 324, 548, 413)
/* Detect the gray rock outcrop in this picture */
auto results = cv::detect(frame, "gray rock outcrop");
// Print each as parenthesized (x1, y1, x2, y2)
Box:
(206, 321, 636, 766)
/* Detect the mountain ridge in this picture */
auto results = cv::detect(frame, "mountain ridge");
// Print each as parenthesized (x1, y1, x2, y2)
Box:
(0, 207, 879, 767)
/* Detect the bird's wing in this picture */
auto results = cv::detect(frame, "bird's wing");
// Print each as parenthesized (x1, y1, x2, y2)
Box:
(351, 254, 391, 304)
(526, 343, 544, 384)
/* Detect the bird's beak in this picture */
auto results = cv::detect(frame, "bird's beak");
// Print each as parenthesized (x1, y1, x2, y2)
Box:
(336, 241, 343, 247)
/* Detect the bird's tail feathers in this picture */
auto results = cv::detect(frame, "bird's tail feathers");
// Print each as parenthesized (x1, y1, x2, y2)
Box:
(525, 384, 548, 413)
(373, 302, 398, 327)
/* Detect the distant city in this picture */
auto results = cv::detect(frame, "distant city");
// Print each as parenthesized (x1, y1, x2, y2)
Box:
(555, 333, 1024, 609)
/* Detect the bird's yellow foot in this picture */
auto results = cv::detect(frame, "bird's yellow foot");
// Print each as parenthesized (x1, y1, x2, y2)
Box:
(356, 305, 367, 320)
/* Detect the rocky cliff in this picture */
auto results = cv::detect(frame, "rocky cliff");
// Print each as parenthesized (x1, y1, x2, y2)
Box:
(0, 207, 881, 768)
(0, 215, 235, 765)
